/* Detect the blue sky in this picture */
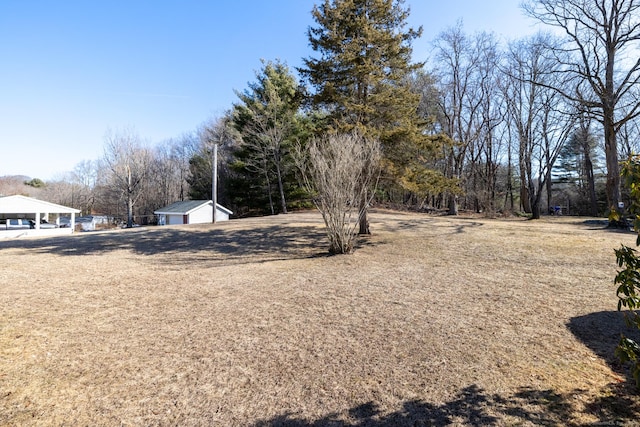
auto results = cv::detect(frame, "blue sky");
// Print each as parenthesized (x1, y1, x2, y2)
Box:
(0, 1, 541, 180)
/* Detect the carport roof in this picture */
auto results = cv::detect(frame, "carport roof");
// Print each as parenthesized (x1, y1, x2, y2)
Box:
(0, 195, 80, 214)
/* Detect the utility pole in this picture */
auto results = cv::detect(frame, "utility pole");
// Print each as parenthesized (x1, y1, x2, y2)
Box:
(212, 143, 218, 223)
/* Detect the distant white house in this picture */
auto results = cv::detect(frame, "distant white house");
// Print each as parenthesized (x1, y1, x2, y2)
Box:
(0, 195, 80, 238)
(75, 215, 110, 231)
(154, 200, 233, 225)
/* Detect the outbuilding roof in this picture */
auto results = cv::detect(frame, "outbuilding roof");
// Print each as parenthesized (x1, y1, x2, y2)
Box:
(154, 200, 233, 216)
(0, 195, 80, 214)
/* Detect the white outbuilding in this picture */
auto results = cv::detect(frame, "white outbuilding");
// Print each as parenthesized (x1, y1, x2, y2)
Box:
(0, 195, 81, 238)
(154, 200, 233, 225)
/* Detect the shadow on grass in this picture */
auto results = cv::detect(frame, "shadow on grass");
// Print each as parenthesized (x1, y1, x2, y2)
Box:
(253, 311, 640, 427)
(0, 223, 331, 265)
(0, 212, 490, 263)
(567, 310, 640, 421)
(253, 384, 611, 426)
(568, 311, 640, 369)
(374, 217, 484, 236)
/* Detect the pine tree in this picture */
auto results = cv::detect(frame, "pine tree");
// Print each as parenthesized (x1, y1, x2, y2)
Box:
(300, 0, 445, 233)
(231, 60, 305, 215)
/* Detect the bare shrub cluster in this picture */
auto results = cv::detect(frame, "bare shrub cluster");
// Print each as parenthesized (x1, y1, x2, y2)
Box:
(296, 132, 380, 254)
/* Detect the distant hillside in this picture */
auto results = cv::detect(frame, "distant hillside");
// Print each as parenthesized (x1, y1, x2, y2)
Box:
(0, 175, 39, 197)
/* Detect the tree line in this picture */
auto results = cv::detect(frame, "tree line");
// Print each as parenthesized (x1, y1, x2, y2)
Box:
(16, 0, 640, 226)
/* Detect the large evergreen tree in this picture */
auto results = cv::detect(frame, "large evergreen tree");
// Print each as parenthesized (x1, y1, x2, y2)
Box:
(300, 0, 443, 233)
(231, 60, 304, 215)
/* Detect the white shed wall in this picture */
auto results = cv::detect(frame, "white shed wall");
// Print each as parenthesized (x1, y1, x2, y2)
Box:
(188, 204, 213, 224)
(215, 207, 230, 222)
(155, 202, 231, 226)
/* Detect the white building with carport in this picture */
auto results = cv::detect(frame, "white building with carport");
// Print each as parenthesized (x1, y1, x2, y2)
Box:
(0, 195, 80, 238)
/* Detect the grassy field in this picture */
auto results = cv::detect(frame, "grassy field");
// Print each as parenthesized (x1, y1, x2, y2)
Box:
(1, 209, 640, 426)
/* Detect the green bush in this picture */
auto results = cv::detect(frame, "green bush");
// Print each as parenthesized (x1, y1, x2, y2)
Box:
(614, 154, 640, 386)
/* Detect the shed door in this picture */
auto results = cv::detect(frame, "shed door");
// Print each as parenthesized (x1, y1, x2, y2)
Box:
(183, 214, 188, 224)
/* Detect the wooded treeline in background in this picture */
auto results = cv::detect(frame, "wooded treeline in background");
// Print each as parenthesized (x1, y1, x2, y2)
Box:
(2, 0, 640, 224)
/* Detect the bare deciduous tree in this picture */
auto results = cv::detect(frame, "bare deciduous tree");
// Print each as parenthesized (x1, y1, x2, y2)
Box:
(71, 160, 98, 214)
(103, 127, 151, 228)
(296, 132, 381, 254)
(557, 115, 601, 215)
(433, 24, 501, 215)
(619, 118, 640, 159)
(172, 133, 199, 202)
(503, 34, 575, 218)
(241, 84, 294, 214)
(232, 60, 301, 216)
(523, 0, 640, 212)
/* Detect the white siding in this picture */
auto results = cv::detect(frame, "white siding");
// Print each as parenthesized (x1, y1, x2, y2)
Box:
(155, 201, 231, 225)
(215, 207, 230, 222)
(188, 204, 213, 224)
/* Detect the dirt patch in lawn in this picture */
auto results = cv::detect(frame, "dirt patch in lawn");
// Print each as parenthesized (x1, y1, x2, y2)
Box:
(1, 209, 640, 426)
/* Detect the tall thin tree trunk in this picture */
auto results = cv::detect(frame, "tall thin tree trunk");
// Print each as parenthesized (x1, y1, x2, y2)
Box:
(519, 135, 531, 213)
(520, 183, 531, 213)
(447, 152, 459, 215)
(179, 169, 185, 201)
(604, 114, 621, 212)
(546, 169, 553, 215)
(505, 140, 514, 211)
(604, 44, 621, 213)
(127, 194, 134, 228)
(127, 168, 134, 228)
(585, 150, 598, 216)
(359, 190, 370, 235)
(473, 171, 480, 213)
(263, 159, 275, 215)
(275, 161, 287, 214)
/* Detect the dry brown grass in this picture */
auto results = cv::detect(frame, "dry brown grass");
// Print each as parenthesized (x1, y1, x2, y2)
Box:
(1, 209, 640, 426)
